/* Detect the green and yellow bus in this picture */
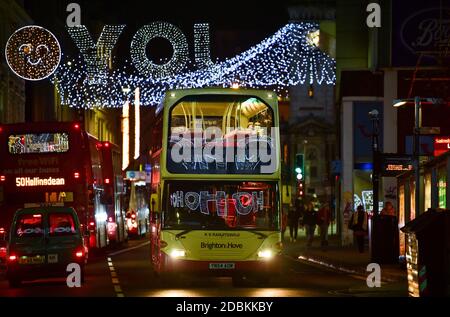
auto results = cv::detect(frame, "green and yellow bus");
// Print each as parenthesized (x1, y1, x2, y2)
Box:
(149, 88, 282, 284)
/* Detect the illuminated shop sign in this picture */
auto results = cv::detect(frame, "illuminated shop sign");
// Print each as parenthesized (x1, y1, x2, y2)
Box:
(394, 6, 450, 67)
(385, 164, 413, 171)
(434, 137, 450, 157)
(125, 170, 146, 180)
(16, 177, 65, 187)
(380, 153, 413, 177)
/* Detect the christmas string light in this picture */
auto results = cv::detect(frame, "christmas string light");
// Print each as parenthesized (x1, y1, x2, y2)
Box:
(54, 23, 335, 109)
(67, 25, 125, 84)
(5, 25, 61, 81)
(130, 22, 189, 79)
(194, 23, 213, 69)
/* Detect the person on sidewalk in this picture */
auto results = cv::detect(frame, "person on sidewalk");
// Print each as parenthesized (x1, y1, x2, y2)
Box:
(288, 198, 302, 242)
(349, 205, 368, 253)
(317, 202, 331, 250)
(380, 201, 396, 217)
(281, 207, 288, 242)
(303, 201, 317, 248)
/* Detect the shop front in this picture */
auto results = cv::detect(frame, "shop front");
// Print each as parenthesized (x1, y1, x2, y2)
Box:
(397, 151, 450, 258)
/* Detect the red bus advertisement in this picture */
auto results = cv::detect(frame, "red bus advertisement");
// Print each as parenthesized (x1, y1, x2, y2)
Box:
(0, 122, 110, 250)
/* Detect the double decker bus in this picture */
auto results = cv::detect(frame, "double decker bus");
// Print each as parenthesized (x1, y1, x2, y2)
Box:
(0, 122, 111, 250)
(149, 88, 282, 284)
(98, 141, 128, 244)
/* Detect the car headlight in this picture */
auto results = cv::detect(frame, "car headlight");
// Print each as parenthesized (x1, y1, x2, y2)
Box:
(170, 249, 186, 258)
(257, 249, 273, 259)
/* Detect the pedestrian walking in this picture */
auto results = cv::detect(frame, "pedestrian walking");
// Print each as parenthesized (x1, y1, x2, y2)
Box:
(349, 205, 368, 253)
(281, 207, 288, 242)
(303, 201, 317, 248)
(317, 202, 331, 250)
(288, 198, 303, 242)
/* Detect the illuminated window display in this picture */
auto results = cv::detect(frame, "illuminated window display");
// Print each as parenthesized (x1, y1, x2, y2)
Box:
(398, 184, 406, 257)
(424, 173, 431, 211)
(410, 179, 416, 220)
(353, 169, 383, 212)
(438, 167, 446, 209)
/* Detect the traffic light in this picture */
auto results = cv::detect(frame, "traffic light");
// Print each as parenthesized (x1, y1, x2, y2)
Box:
(295, 154, 305, 197)
(298, 180, 304, 197)
(295, 154, 304, 181)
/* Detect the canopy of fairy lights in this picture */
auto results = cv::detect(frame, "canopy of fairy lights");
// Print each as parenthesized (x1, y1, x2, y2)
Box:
(53, 22, 336, 108)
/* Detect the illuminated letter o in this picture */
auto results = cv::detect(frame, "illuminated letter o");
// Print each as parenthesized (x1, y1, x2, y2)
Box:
(130, 22, 189, 80)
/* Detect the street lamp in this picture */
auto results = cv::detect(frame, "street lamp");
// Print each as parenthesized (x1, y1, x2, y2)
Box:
(393, 97, 442, 217)
(368, 109, 380, 263)
(368, 109, 380, 216)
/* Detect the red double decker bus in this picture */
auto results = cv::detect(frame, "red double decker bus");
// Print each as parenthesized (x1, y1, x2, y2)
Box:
(0, 122, 111, 250)
(98, 141, 127, 244)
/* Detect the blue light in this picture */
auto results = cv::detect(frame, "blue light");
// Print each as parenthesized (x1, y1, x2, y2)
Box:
(354, 162, 373, 170)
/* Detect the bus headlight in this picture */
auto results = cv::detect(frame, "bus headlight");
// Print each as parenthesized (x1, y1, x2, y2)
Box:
(257, 249, 273, 259)
(170, 249, 186, 258)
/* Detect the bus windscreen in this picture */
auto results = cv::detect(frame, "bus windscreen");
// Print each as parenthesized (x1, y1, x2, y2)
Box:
(163, 180, 279, 231)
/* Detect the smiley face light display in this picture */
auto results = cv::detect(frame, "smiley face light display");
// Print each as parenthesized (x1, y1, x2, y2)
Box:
(5, 25, 61, 81)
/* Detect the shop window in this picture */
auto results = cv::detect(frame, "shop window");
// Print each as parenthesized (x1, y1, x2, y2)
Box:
(410, 180, 416, 220)
(399, 184, 405, 257)
(424, 173, 431, 211)
(438, 167, 446, 209)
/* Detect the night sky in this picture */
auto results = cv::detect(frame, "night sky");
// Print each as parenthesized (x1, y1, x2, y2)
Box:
(22, 0, 294, 62)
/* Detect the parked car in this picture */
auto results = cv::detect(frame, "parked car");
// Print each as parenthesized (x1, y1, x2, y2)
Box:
(6, 206, 89, 287)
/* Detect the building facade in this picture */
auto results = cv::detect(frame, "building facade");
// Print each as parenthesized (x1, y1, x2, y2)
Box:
(282, 3, 337, 217)
(338, 0, 450, 246)
(0, 0, 32, 124)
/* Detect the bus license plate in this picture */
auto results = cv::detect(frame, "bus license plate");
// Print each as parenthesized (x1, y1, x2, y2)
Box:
(48, 254, 58, 263)
(209, 263, 235, 270)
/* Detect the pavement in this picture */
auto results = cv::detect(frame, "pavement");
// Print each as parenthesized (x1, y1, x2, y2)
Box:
(282, 229, 407, 284)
